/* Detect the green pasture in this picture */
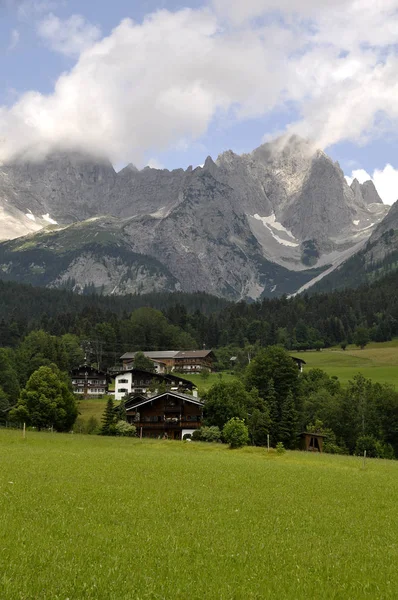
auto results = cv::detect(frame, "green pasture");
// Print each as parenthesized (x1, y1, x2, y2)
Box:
(293, 339, 398, 387)
(1, 430, 397, 599)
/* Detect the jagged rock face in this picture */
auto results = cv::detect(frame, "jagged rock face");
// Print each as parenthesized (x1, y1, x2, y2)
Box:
(360, 180, 383, 205)
(350, 178, 383, 206)
(0, 136, 390, 299)
(1, 151, 117, 224)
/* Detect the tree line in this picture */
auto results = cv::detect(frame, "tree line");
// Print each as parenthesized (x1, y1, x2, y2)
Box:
(0, 271, 398, 365)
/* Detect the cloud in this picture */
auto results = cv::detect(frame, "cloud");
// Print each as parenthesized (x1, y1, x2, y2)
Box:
(146, 158, 165, 169)
(37, 13, 102, 57)
(345, 165, 398, 205)
(7, 28, 20, 51)
(2, 1, 398, 164)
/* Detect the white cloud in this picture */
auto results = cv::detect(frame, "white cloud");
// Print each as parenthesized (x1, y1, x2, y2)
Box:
(147, 158, 165, 170)
(2, 1, 398, 164)
(37, 13, 102, 57)
(7, 28, 20, 51)
(345, 165, 398, 206)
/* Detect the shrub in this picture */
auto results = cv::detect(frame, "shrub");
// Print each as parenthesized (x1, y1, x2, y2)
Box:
(222, 418, 249, 449)
(200, 426, 222, 443)
(114, 420, 136, 437)
(355, 435, 379, 458)
(191, 429, 202, 441)
(276, 442, 286, 454)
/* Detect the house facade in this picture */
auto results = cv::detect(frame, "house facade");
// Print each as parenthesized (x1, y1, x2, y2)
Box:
(120, 350, 215, 373)
(70, 365, 109, 397)
(125, 391, 204, 440)
(114, 368, 196, 401)
(173, 350, 215, 373)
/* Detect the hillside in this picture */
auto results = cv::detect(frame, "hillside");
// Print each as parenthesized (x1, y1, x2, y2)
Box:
(311, 200, 398, 293)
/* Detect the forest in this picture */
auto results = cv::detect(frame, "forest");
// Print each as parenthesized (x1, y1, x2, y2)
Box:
(0, 270, 397, 366)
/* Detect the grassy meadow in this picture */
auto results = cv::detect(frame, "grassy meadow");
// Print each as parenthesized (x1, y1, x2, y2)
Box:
(292, 339, 398, 387)
(1, 430, 398, 599)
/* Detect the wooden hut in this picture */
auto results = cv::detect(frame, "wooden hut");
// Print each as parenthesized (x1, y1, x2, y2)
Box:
(300, 431, 326, 453)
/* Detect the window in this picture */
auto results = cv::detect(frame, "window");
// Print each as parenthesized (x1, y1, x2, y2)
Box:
(118, 379, 128, 383)
(118, 388, 128, 393)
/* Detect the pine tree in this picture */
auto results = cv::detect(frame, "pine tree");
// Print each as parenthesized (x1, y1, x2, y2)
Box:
(279, 391, 298, 449)
(264, 379, 280, 445)
(101, 397, 116, 435)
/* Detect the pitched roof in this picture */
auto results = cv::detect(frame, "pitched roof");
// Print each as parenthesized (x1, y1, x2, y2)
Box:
(175, 350, 214, 359)
(114, 368, 196, 389)
(120, 351, 179, 360)
(125, 390, 204, 411)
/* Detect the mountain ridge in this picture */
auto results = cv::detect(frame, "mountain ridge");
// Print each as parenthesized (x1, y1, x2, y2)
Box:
(0, 135, 390, 299)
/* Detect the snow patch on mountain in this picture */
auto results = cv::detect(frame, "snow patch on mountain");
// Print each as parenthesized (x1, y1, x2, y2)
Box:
(42, 214, 58, 224)
(253, 213, 299, 247)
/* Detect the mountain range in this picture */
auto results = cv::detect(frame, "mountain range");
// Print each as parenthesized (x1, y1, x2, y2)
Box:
(0, 135, 395, 300)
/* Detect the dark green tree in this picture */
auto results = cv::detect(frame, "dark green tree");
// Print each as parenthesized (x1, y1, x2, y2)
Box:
(101, 397, 116, 435)
(248, 407, 271, 446)
(9, 365, 78, 431)
(222, 417, 249, 449)
(279, 392, 298, 448)
(133, 351, 156, 372)
(353, 327, 370, 349)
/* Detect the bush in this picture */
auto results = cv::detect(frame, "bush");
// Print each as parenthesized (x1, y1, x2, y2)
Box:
(276, 442, 286, 454)
(222, 418, 249, 449)
(355, 435, 379, 458)
(114, 420, 136, 437)
(199, 426, 222, 443)
(191, 430, 202, 441)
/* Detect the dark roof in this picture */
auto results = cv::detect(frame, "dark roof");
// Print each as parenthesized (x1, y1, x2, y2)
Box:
(300, 431, 327, 438)
(291, 356, 307, 365)
(125, 390, 204, 411)
(70, 365, 109, 377)
(175, 350, 215, 359)
(114, 368, 196, 389)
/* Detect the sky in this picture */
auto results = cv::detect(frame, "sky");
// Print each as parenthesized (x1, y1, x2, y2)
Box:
(1, 0, 398, 204)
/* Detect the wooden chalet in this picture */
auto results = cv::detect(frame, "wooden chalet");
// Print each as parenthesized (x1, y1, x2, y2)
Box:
(114, 368, 196, 401)
(70, 365, 109, 397)
(120, 349, 216, 373)
(120, 351, 178, 371)
(173, 350, 215, 373)
(124, 391, 204, 440)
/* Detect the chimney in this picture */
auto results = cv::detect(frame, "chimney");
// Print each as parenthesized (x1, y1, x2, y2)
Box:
(193, 390, 198, 398)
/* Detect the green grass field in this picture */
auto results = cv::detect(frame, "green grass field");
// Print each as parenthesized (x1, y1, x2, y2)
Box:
(292, 339, 398, 387)
(1, 430, 397, 599)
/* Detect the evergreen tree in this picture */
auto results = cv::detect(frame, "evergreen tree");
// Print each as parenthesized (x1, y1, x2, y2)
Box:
(101, 397, 116, 435)
(279, 392, 298, 449)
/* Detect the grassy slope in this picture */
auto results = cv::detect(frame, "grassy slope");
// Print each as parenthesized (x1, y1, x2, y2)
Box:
(1, 430, 397, 599)
(292, 339, 398, 387)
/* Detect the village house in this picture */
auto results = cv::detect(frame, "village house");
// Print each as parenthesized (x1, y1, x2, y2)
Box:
(114, 368, 196, 401)
(124, 390, 204, 440)
(70, 365, 109, 397)
(120, 349, 215, 373)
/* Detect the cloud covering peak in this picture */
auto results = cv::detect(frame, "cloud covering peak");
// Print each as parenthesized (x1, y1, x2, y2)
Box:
(2, 0, 398, 167)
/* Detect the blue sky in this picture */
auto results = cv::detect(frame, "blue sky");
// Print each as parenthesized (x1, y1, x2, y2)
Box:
(1, 0, 398, 203)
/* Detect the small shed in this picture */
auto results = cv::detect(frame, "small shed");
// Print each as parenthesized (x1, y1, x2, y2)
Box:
(300, 431, 326, 453)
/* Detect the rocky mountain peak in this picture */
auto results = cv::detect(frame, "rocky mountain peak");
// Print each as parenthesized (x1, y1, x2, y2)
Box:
(360, 180, 383, 205)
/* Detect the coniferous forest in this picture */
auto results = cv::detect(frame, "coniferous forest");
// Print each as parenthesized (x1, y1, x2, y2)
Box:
(0, 270, 397, 360)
